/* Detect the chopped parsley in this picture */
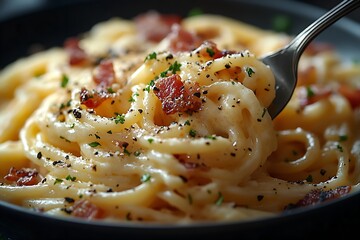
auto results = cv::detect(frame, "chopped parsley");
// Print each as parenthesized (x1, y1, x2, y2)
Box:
(184, 120, 191, 126)
(123, 148, 131, 156)
(205, 135, 217, 140)
(306, 86, 315, 98)
(129, 93, 139, 102)
(114, 114, 126, 124)
(54, 178, 63, 185)
(144, 80, 155, 92)
(215, 192, 224, 206)
(188, 7, 203, 17)
(144, 52, 157, 62)
(61, 74, 69, 88)
(169, 61, 182, 74)
(160, 61, 182, 77)
(107, 87, 115, 93)
(245, 67, 255, 77)
(206, 48, 215, 57)
(88, 141, 101, 147)
(189, 129, 197, 137)
(65, 175, 76, 181)
(272, 15, 292, 33)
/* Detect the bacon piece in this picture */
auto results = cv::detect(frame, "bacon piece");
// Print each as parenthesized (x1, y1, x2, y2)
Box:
(134, 11, 182, 42)
(337, 84, 360, 109)
(298, 85, 332, 108)
(153, 74, 202, 114)
(168, 24, 202, 53)
(194, 40, 237, 60)
(64, 37, 89, 66)
(80, 60, 116, 109)
(4, 167, 40, 186)
(80, 88, 110, 109)
(71, 199, 103, 219)
(93, 59, 116, 87)
(286, 186, 351, 209)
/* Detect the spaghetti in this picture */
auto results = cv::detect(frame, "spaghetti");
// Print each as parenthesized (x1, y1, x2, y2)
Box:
(0, 11, 359, 223)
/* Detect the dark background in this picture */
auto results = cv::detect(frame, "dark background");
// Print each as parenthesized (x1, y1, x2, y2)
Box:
(1, 0, 360, 23)
(0, 0, 359, 70)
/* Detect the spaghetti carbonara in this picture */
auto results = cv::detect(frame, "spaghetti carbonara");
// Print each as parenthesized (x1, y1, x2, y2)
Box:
(0, 11, 359, 223)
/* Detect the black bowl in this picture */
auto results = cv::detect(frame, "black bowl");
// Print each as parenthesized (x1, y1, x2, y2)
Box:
(1, 0, 360, 239)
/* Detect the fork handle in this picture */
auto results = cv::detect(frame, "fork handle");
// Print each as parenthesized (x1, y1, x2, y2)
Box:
(289, 0, 360, 60)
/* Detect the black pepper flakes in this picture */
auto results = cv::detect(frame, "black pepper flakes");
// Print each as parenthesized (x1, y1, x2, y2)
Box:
(64, 197, 75, 203)
(257, 195, 264, 201)
(193, 92, 201, 98)
(53, 160, 64, 166)
(166, 54, 173, 60)
(72, 108, 82, 119)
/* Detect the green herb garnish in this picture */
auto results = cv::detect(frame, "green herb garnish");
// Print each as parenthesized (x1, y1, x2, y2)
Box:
(189, 129, 197, 137)
(245, 67, 255, 77)
(206, 48, 215, 57)
(88, 141, 101, 147)
(272, 15, 292, 33)
(215, 192, 224, 206)
(188, 7, 203, 17)
(65, 175, 76, 181)
(54, 178, 63, 185)
(144, 52, 157, 62)
(61, 74, 69, 88)
(114, 114, 125, 124)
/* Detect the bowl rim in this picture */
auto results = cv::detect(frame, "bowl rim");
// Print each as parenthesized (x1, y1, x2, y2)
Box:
(1, 0, 360, 237)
